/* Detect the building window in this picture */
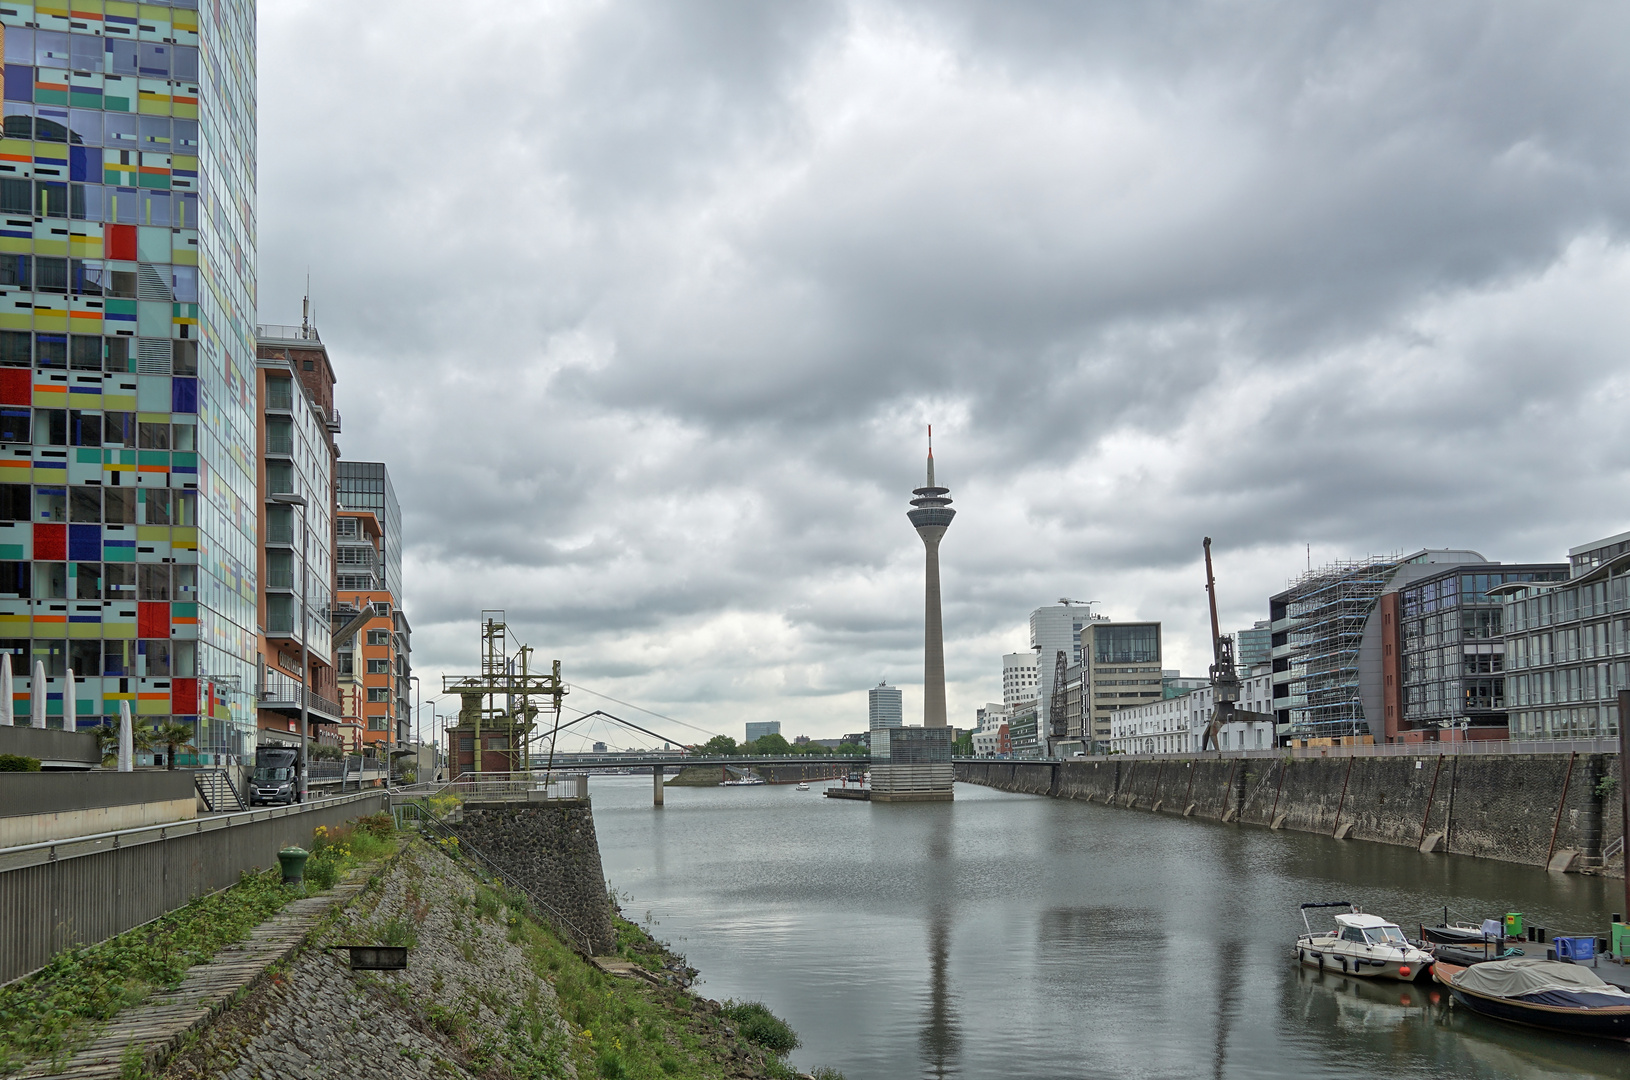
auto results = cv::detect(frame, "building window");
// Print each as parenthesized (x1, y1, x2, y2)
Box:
(367, 630, 389, 646)
(368, 716, 387, 731)
(367, 659, 389, 674)
(367, 688, 389, 703)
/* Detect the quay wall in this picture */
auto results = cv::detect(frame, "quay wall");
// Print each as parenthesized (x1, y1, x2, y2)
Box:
(958, 753, 1625, 875)
(450, 799, 616, 954)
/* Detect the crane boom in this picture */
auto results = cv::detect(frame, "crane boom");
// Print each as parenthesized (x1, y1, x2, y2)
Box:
(1201, 537, 1240, 752)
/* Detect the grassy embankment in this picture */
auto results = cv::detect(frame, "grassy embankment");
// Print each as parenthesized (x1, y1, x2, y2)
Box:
(0, 814, 398, 1074)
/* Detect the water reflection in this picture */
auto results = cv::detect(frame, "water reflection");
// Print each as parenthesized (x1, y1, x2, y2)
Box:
(919, 908, 960, 1078)
(590, 778, 1630, 1080)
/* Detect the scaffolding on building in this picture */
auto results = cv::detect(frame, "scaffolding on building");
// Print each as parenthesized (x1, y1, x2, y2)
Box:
(441, 611, 566, 778)
(1281, 554, 1404, 739)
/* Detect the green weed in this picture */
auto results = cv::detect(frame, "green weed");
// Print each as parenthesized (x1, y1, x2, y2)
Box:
(721, 1000, 800, 1055)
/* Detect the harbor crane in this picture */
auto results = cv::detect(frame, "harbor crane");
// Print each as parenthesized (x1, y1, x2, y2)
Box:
(1201, 537, 1241, 752)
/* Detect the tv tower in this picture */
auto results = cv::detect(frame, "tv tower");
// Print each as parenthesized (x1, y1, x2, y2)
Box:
(908, 426, 955, 727)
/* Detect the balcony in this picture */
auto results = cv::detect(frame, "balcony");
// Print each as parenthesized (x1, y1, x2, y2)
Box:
(265, 431, 293, 456)
(259, 668, 342, 721)
(265, 568, 294, 590)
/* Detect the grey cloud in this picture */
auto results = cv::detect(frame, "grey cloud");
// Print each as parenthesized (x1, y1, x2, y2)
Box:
(260, 0, 1630, 742)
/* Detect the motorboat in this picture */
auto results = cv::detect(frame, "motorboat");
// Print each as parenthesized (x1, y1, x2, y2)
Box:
(721, 775, 766, 786)
(1434, 959, 1630, 1039)
(795, 782, 810, 791)
(1296, 901, 1433, 982)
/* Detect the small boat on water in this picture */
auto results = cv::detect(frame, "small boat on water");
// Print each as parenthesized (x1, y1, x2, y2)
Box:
(1434, 959, 1630, 1040)
(795, 782, 810, 791)
(1296, 901, 1433, 982)
(721, 775, 766, 786)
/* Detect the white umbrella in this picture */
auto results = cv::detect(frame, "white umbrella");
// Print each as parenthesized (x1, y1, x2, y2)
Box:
(30, 659, 45, 729)
(0, 652, 12, 726)
(64, 666, 74, 731)
(117, 699, 134, 772)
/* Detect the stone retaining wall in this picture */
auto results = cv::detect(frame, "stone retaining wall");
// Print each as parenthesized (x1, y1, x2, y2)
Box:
(450, 799, 616, 953)
(958, 753, 1626, 875)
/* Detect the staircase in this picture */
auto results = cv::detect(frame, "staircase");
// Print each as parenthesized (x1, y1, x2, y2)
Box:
(193, 769, 247, 813)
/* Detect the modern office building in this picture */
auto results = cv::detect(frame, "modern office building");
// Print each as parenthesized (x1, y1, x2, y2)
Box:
(1499, 530, 1630, 740)
(1081, 620, 1163, 748)
(1002, 651, 1038, 708)
(1270, 550, 1489, 742)
(332, 507, 398, 753)
(1379, 562, 1567, 741)
(1234, 620, 1272, 671)
(744, 720, 780, 744)
(1028, 601, 1099, 740)
(253, 323, 338, 749)
(1162, 670, 1209, 698)
(0, 3, 260, 764)
(868, 681, 902, 729)
(335, 460, 409, 745)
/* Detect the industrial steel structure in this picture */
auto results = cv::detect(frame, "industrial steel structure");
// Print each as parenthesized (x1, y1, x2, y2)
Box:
(442, 612, 566, 778)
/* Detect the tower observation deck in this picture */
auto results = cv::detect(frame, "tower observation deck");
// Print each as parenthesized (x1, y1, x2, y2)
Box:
(908, 429, 955, 728)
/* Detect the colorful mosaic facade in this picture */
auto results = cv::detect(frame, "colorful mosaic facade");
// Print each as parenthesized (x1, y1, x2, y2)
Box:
(0, 1, 257, 762)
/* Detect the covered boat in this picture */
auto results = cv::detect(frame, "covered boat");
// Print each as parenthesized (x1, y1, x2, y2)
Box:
(1296, 902, 1433, 982)
(1435, 959, 1630, 1040)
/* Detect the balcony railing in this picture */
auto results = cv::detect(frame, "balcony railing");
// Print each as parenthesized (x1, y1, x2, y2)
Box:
(258, 669, 342, 719)
(265, 433, 293, 455)
(258, 323, 320, 342)
(266, 568, 294, 589)
(266, 523, 294, 544)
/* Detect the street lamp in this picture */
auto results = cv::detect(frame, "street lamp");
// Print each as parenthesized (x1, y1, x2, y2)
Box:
(268, 492, 309, 804)
(410, 674, 421, 784)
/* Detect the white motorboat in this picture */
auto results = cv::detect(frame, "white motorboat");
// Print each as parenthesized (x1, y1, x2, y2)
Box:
(1296, 901, 1433, 982)
(795, 782, 810, 791)
(721, 775, 767, 786)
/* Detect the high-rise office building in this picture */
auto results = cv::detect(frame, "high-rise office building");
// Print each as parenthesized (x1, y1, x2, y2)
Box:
(0, 4, 260, 764)
(868, 681, 903, 729)
(337, 461, 402, 600)
(744, 720, 780, 744)
(335, 460, 409, 746)
(1028, 601, 1098, 744)
(254, 325, 338, 749)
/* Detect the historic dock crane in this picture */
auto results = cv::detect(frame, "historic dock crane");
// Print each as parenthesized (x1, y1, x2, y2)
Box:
(1201, 537, 1241, 752)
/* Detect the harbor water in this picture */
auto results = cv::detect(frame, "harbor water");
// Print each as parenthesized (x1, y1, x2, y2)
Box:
(590, 775, 1630, 1079)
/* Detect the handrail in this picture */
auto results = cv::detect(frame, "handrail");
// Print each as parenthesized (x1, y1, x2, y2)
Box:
(395, 802, 596, 955)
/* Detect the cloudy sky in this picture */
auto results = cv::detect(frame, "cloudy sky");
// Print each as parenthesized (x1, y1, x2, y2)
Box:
(255, 1, 1630, 746)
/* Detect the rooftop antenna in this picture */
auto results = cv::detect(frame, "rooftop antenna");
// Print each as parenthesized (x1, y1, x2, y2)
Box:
(301, 270, 311, 339)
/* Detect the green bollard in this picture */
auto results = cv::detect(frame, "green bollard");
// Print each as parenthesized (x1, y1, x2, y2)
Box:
(278, 846, 310, 885)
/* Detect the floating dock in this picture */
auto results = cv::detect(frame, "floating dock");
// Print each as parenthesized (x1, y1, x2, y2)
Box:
(824, 787, 871, 800)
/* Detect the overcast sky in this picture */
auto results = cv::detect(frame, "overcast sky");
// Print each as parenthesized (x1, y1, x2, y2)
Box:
(255, 1, 1630, 747)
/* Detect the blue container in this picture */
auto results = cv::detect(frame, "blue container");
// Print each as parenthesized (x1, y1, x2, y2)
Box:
(1555, 936, 1596, 961)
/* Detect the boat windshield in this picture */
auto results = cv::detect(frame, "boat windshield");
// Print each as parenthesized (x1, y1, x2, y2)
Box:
(1365, 926, 1407, 945)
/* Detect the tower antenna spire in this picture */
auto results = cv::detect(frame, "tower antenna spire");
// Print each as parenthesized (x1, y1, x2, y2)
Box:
(926, 425, 935, 487)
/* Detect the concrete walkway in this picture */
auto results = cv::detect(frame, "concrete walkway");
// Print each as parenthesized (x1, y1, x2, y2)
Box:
(17, 877, 370, 1080)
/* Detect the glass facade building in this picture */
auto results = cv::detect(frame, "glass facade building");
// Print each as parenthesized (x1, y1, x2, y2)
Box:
(336, 460, 399, 599)
(1502, 536, 1630, 739)
(1394, 565, 1567, 735)
(0, 2, 258, 762)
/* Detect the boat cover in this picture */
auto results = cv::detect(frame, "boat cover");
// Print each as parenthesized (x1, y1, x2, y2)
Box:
(1452, 959, 1630, 1009)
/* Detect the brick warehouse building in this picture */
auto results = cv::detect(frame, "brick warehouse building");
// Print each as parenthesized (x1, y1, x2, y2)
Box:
(0, 5, 261, 762)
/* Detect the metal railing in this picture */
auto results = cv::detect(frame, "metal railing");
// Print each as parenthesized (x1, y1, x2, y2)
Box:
(257, 323, 320, 343)
(966, 736, 1621, 766)
(258, 670, 343, 719)
(395, 773, 587, 802)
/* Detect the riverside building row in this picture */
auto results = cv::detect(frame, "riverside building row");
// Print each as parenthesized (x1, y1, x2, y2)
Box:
(976, 527, 1630, 758)
(0, 4, 413, 771)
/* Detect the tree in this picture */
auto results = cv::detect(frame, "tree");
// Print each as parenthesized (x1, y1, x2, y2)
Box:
(836, 741, 868, 757)
(953, 732, 973, 757)
(148, 720, 196, 770)
(95, 722, 119, 768)
(752, 732, 792, 756)
(695, 734, 738, 758)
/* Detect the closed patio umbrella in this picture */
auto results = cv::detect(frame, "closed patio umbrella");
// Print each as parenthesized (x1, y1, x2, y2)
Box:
(118, 699, 134, 772)
(0, 652, 12, 726)
(64, 666, 74, 731)
(30, 659, 45, 729)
